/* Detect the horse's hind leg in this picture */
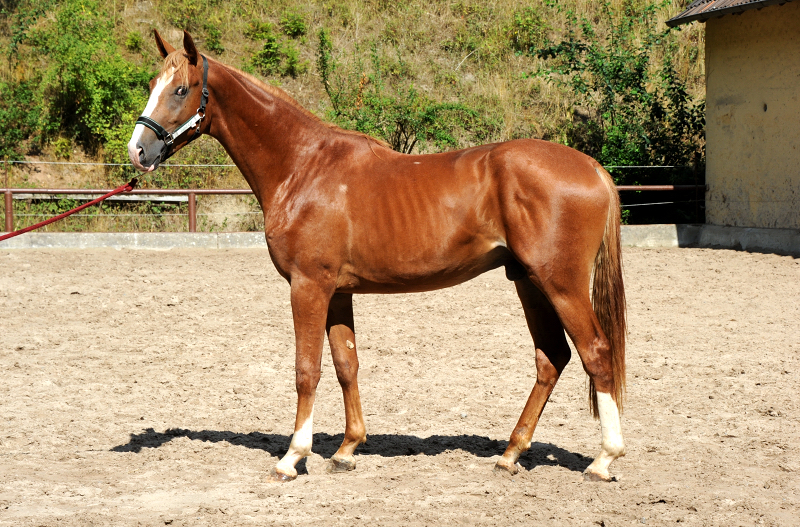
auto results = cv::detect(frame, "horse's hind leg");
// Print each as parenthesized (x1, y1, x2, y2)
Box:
(543, 287, 625, 482)
(325, 293, 367, 473)
(495, 277, 571, 474)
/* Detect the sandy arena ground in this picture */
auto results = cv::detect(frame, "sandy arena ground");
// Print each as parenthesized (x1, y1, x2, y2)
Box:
(0, 247, 798, 526)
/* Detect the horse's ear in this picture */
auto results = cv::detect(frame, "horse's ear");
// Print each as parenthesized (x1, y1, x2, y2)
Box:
(153, 29, 174, 59)
(183, 31, 199, 66)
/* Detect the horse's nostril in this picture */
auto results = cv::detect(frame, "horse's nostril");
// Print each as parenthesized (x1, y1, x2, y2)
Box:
(138, 147, 146, 164)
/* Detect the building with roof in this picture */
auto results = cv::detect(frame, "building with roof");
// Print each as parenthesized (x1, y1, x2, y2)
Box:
(668, 0, 799, 235)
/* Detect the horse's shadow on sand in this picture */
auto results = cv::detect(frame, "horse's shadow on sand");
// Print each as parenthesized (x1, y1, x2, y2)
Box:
(111, 428, 592, 473)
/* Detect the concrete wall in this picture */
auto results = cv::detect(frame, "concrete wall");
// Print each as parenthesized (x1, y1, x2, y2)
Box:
(4, 225, 799, 255)
(705, 2, 800, 229)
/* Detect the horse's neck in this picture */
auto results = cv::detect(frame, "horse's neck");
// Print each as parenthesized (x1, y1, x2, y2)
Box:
(207, 66, 326, 202)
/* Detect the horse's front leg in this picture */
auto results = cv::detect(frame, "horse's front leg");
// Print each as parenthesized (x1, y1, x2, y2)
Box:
(270, 276, 333, 482)
(325, 293, 367, 473)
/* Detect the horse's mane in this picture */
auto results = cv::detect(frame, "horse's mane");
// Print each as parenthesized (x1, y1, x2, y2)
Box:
(164, 51, 390, 149)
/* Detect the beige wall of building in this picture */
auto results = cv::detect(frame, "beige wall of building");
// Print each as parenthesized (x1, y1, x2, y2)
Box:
(705, 2, 800, 229)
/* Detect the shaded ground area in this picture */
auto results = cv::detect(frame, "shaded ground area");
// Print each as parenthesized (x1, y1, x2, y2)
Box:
(0, 247, 798, 526)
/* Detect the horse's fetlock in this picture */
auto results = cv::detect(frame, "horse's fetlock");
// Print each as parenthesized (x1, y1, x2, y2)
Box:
(603, 438, 625, 458)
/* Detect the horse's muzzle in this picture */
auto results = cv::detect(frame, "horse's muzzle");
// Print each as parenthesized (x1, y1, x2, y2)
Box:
(128, 141, 160, 172)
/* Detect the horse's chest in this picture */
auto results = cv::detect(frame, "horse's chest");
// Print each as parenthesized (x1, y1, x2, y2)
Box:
(264, 205, 350, 275)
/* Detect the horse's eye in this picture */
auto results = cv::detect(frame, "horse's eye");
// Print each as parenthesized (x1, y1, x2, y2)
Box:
(176, 86, 188, 97)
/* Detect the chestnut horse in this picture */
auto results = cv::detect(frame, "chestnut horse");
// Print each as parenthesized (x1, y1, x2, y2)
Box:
(128, 31, 627, 483)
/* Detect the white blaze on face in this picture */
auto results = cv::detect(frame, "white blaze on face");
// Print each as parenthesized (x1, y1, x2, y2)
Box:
(127, 68, 176, 171)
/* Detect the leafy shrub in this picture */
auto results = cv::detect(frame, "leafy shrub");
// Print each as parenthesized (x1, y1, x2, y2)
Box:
(244, 21, 274, 41)
(534, 1, 704, 183)
(250, 26, 282, 74)
(281, 44, 307, 78)
(0, 80, 40, 159)
(53, 137, 72, 159)
(280, 10, 307, 39)
(125, 31, 144, 52)
(3, 0, 152, 158)
(250, 22, 308, 77)
(318, 29, 496, 153)
(7, 0, 57, 55)
(204, 23, 225, 54)
(508, 7, 547, 54)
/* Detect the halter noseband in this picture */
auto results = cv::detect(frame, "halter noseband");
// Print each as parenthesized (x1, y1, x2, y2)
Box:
(136, 55, 209, 163)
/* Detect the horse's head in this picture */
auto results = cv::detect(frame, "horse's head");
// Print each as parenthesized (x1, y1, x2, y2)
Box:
(128, 30, 209, 172)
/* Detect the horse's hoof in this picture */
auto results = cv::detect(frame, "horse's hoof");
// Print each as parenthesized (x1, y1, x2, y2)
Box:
(327, 456, 356, 473)
(583, 469, 613, 482)
(267, 468, 297, 483)
(493, 459, 522, 476)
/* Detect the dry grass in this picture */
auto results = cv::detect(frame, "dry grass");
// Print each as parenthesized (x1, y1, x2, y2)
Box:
(119, 0, 705, 142)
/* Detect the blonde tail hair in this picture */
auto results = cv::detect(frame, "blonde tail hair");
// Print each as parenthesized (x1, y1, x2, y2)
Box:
(589, 165, 627, 417)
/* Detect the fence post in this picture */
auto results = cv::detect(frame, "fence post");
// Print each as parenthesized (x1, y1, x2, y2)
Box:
(693, 152, 701, 224)
(4, 191, 12, 233)
(188, 192, 196, 233)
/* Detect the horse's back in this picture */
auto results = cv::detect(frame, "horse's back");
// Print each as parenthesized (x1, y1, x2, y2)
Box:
(328, 144, 511, 292)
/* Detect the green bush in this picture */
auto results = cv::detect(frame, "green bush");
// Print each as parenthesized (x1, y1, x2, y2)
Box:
(251, 26, 282, 75)
(250, 22, 308, 78)
(0, 80, 40, 159)
(204, 23, 225, 54)
(280, 10, 307, 39)
(508, 7, 547, 54)
(244, 21, 274, 41)
(53, 137, 72, 159)
(318, 29, 496, 154)
(1, 0, 152, 160)
(534, 1, 704, 183)
(281, 44, 307, 78)
(125, 31, 144, 53)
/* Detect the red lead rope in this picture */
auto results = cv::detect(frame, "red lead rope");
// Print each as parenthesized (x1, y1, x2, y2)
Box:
(0, 178, 138, 242)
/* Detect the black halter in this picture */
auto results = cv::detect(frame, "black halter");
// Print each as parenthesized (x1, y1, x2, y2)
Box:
(136, 55, 209, 163)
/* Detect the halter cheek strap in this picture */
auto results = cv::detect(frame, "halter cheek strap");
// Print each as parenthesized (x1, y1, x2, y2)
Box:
(136, 55, 209, 162)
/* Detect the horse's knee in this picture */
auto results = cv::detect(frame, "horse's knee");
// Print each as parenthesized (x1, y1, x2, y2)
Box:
(295, 369, 321, 393)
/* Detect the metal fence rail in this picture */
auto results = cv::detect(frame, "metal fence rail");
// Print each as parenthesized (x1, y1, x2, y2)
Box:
(2, 185, 709, 234)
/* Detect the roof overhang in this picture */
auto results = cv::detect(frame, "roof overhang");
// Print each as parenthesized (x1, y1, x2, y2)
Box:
(666, 0, 795, 27)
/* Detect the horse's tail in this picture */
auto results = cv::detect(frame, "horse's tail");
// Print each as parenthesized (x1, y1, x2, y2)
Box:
(589, 165, 627, 418)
